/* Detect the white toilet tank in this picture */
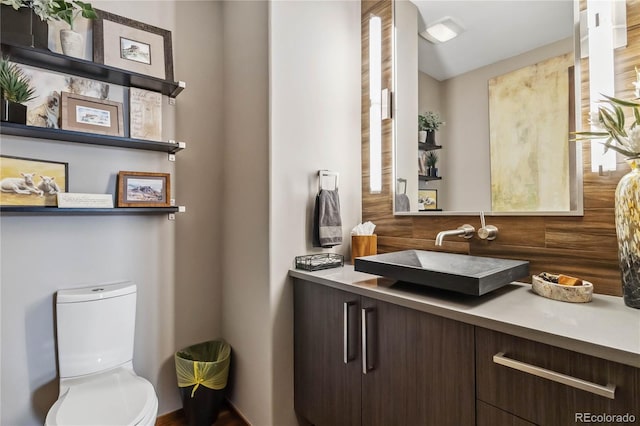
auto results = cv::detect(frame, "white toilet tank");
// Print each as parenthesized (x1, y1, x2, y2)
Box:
(56, 281, 137, 378)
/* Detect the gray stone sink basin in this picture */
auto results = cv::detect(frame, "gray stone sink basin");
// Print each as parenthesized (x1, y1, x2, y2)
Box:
(354, 250, 529, 296)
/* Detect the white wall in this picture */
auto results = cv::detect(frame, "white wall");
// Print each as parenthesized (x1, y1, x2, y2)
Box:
(0, 1, 227, 423)
(269, 1, 361, 425)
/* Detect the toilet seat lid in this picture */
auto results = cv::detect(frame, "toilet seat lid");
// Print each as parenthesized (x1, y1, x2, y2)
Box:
(47, 367, 157, 426)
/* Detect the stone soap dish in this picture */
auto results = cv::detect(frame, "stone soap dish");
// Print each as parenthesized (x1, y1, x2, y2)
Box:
(532, 274, 593, 303)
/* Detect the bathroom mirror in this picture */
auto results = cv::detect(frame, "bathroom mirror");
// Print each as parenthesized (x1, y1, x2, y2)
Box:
(393, 0, 583, 215)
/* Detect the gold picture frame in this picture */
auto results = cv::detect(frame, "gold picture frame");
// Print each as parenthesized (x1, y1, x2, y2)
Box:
(61, 92, 124, 137)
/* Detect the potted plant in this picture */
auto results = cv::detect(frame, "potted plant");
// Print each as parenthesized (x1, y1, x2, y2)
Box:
(0, 57, 36, 124)
(1, 0, 48, 48)
(422, 111, 444, 145)
(426, 151, 439, 177)
(418, 114, 428, 143)
(2, 0, 97, 58)
(573, 95, 640, 308)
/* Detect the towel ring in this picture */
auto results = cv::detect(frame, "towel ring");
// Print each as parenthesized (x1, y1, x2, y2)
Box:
(397, 178, 407, 195)
(319, 170, 339, 191)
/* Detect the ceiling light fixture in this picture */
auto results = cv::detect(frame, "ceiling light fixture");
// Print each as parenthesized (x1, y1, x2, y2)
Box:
(420, 16, 464, 44)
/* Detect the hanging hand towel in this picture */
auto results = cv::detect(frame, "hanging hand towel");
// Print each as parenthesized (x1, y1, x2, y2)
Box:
(312, 189, 342, 248)
(395, 193, 410, 212)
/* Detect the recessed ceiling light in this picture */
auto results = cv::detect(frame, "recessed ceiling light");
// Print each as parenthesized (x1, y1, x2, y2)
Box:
(420, 16, 464, 44)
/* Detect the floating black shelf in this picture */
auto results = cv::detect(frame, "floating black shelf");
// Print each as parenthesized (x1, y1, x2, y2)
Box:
(1, 122, 184, 154)
(1, 206, 179, 215)
(418, 175, 442, 182)
(1, 42, 185, 97)
(418, 143, 442, 151)
(418, 209, 443, 212)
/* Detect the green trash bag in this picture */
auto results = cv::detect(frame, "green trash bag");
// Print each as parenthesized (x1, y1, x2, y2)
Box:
(175, 340, 231, 426)
(175, 340, 231, 397)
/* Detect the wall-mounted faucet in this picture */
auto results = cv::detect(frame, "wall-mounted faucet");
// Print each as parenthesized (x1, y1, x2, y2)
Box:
(477, 211, 498, 241)
(435, 224, 475, 246)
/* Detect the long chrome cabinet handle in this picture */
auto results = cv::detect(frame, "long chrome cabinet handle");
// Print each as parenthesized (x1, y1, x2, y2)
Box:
(361, 307, 374, 374)
(343, 301, 356, 364)
(493, 352, 616, 399)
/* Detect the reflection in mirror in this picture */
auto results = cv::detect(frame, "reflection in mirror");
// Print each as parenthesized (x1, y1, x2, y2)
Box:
(393, 0, 583, 215)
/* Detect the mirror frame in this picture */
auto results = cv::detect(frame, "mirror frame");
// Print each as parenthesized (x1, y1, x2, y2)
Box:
(392, 0, 584, 217)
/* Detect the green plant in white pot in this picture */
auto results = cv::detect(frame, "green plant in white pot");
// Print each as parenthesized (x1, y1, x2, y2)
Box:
(419, 111, 444, 145)
(0, 57, 36, 124)
(2, 0, 97, 58)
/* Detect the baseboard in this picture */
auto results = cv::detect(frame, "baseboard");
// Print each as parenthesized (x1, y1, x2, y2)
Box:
(225, 399, 251, 425)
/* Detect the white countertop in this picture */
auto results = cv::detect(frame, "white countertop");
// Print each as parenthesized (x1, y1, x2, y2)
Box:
(289, 265, 640, 368)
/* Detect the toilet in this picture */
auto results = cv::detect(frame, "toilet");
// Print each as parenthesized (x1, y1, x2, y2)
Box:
(45, 281, 158, 426)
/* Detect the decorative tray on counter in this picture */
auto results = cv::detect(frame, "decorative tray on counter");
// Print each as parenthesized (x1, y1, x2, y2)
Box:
(295, 253, 344, 271)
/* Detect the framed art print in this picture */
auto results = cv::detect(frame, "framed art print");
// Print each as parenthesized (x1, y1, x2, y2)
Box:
(93, 9, 174, 81)
(117, 171, 171, 207)
(0, 155, 68, 206)
(61, 92, 124, 136)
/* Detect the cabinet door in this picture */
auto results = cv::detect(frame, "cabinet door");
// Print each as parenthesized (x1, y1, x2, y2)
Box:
(411, 308, 475, 425)
(476, 327, 640, 425)
(477, 400, 535, 426)
(360, 298, 475, 426)
(294, 280, 361, 426)
(361, 297, 414, 426)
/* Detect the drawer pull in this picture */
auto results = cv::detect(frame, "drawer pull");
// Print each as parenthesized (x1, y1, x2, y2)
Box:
(493, 352, 616, 399)
(343, 301, 357, 364)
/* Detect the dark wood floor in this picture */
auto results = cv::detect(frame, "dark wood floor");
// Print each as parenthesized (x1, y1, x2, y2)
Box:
(156, 406, 248, 426)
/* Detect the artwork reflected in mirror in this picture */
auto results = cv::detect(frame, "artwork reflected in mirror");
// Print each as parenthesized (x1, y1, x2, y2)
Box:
(393, 0, 582, 215)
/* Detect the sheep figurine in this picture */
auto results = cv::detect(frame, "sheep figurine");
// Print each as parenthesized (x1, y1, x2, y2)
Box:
(38, 175, 61, 195)
(0, 172, 44, 196)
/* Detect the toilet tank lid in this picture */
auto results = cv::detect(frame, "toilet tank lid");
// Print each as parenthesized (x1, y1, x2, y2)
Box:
(57, 281, 136, 304)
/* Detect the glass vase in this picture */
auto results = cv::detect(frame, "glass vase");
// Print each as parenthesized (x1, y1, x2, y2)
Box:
(615, 157, 640, 308)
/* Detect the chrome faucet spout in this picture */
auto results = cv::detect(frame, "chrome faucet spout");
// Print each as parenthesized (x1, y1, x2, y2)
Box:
(435, 224, 475, 246)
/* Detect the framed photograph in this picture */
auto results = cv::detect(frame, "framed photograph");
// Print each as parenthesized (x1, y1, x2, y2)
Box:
(130, 87, 162, 141)
(1, 155, 68, 207)
(93, 9, 174, 81)
(117, 171, 171, 207)
(61, 92, 124, 137)
(418, 189, 437, 210)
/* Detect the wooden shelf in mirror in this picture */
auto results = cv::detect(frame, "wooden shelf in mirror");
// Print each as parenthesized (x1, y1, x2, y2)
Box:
(418, 143, 442, 151)
(1, 122, 184, 154)
(418, 175, 442, 182)
(1, 42, 185, 97)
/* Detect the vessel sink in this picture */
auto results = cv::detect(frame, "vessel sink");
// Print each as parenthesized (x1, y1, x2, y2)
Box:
(354, 250, 529, 296)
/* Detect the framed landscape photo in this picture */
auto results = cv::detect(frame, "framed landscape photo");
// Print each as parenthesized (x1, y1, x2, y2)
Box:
(117, 171, 171, 207)
(418, 189, 438, 211)
(61, 92, 124, 136)
(93, 9, 174, 81)
(0, 155, 68, 207)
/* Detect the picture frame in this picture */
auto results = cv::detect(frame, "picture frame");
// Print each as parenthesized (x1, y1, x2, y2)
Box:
(418, 189, 438, 210)
(93, 9, 174, 82)
(117, 171, 171, 207)
(0, 155, 68, 207)
(61, 92, 125, 136)
(129, 87, 162, 141)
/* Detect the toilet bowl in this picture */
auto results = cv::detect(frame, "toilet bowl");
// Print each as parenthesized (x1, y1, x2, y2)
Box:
(46, 282, 158, 425)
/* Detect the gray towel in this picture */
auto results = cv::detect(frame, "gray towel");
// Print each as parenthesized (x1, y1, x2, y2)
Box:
(395, 193, 410, 212)
(313, 189, 342, 247)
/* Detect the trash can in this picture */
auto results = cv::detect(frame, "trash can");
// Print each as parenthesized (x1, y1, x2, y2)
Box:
(175, 340, 231, 426)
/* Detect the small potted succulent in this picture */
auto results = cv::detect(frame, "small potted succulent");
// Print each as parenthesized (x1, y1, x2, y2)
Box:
(0, 57, 36, 124)
(426, 151, 439, 177)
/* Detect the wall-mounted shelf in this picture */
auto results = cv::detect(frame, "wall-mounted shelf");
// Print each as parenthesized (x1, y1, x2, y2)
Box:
(1, 122, 185, 154)
(419, 175, 442, 182)
(1, 206, 180, 215)
(1, 42, 185, 97)
(418, 143, 442, 151)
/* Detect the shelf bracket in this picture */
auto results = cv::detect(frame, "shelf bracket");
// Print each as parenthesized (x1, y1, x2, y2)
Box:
(168, 205, 186, 221)
(170, 81, 187, 98)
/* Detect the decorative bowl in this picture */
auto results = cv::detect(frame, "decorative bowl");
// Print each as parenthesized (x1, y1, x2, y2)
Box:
(531, 274, 593, 303)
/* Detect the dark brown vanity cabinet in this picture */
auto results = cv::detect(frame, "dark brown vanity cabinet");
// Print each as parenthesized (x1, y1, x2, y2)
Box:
(475, 328, 640, 426)
(293, 279, 475, 426)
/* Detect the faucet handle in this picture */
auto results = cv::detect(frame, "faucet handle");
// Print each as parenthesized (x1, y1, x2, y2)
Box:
(478, 212, 498, 240)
